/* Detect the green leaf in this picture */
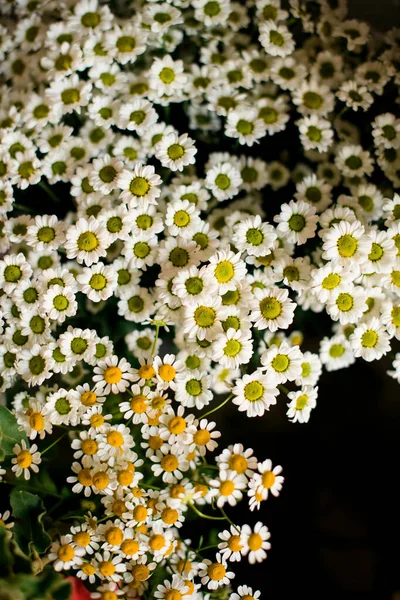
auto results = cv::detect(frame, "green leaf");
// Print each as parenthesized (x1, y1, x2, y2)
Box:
(0, 406, 27, 460)
(0, 568, 71, 600)
(10, 490, 51, 556)
(0, 527, 14, 577)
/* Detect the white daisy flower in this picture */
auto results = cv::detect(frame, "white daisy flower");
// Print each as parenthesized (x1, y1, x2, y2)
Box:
(232, 370, 279, 417)
(287, 386, 318, 424)
(11, 439, 41, 480)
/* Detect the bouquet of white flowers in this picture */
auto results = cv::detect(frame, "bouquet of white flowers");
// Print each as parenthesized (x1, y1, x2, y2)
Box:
(0, 0, 399, 598)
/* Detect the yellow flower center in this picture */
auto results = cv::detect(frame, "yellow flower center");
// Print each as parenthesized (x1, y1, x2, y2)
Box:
(17, 450, 32, 468)
(118, 469, 133, 486)
(107, 431, 124, 447)
(81, 391, 97, 406)
(161, 454, 179, 472)
(57, 544, 75, 562)
(73, 531, 91, 547)
(112, 500, 126, 516)
(78, 468, 93, 486)
(260, 297, 282, 320)
(220, 480, 235, 496)
(243, 381, 264, 402)
(149, 435, 163, 450)
(105, 527, 124, 546)
(131, 564, 150, 581)
(104, 366, 122, 384)
(81, 439, 98, 455)
(337, 234, 357, 258)
(93, 471, 110, 490)
(248, 532, 263, 551)
(194, 429, 211, 445)
(90, 414, 105, 428)
(261, 470, 276, 489)
(215, 260, 234, 283)
(165, 591, 182, 600)
(138, 364, 156, 380)
(159, 363, 176, 381)
(296, 394, 308, 410)
(168, 416, 186, 434)
(82, 563, 96, 576)
(150, 534, 165, 551)
(130, 395, 147, 413)
(162, 507, 178, 524)
(121, 539, 139, 555)
(133, 505, 148, 522)
(228, 454, 248, 474)
(102, 592, 118, 600)
(207, 562, 226, 581)
(228, 534, 243, 552)
(29, 412, 44, 431)
(99, 561, 115, 577)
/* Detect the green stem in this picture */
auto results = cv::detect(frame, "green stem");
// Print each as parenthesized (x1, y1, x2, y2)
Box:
(39, 180, 60, 203)
(13, 203, 39, 213)
(199, 394, 233, 419)
(151, 323, 160, 358)
(220, 507, 240, 533)
(140, 482, 161, 490)
(278, 384, 289, 395)
(189, 503, 226, 521)
(196, 543, 220, 553)
(41, 432, 67, 456)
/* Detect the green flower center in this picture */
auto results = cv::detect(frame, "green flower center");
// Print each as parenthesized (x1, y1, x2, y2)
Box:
(55, 397, 71, 415)
(337, 234, 357, 258)
(77, 232, 99, 252)
(224, 339, 242, 357)
(204, 1, 220, 16)
(336, 293, 353, 312)
(23, 287, 38, 303)
(215, 174, 231, 190)
(215, 261, 234, 283)
(90, 274, 107, 290)
(185, 277, 203, 296)
(361, 330, 378, 348)
(296, 394, 308, 410)
(37, 226, 55, 243)
(244, 381, 264, 401)
(130, 177, 149, 196)
(4, 265, 22, 283)
(29, 355, 45, 375)
(270, 29, 284, 46)
(288, 214, 305, 232)
(107, 216, 122, 233)
(329, 344, 345, 358)
(134, 242, 150, 258)
(236, 119, 254, 135)
(137, 336, 151, 350)
(368, 243, 383, 262)
(307, 126, 322, 142)
(194, 306, 216, 328)
(33, 104, 50, 119)
(61, 89, 80, 105)
(53, 294, 69, 311)
(18, 161, 35, 179)
(116, 36, 136, 52)
(303, 91, 322, 109)
(71, 338, 88, 355)
(30, 315, 45, 334)
(186, 379, 202, 396)
(260, 297, 282, 320)
(391, 271, 400, 287)
(283, 266, 299, 281)
(322, 273, 341, 290)
(271, 354, 289, 372)
(305, 186, 322, 203)
(167, 144, 184, 160)
(159, 67, 175, 84)
(169, 247, 189, 267)
(99, 166, 117, 183)
(130, 110, 145, 125)
(344, 156, 362, 171)
(81, 12, 100, 27)
(128, 296, 144, 313)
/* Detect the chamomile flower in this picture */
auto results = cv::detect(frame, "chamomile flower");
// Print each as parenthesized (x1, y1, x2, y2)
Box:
(274, 200, 318, 245)
(42, 284, 78, 323)
(259, 20, 295, 57)
(232, 370, 279, 417)
(48, 535, 85, 572)
(254, 458, 284, 500)
(319, 335, 355, 371)
(149, 56, 187, 97)
(11, 439, 41, 480)
(287, 386, 318, 424)
(93, 356, 135, 395)
(198, 554, 235, 590)
(260, 341, 303, 384)
(321, 220, 369, 267)
(65, 217, 110, 266)
(242, 522, 271, 564)
(155, 133, 197, 172)
(250, 286, 296, 332)
(117, 164, 162, 206)
(230, 585, 261, 600)
(350, 318, 391, 362)
(213, 329, 254, 369)
(218, 526, 245, 562)
(206, 162, 243, 202)
(225, 106, 267, 146)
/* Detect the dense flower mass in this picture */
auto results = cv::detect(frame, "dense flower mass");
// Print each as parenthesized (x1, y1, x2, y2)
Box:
(0, 0, 400, 598)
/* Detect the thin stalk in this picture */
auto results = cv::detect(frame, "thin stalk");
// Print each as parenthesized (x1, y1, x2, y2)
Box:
(199, 394, 233, 419)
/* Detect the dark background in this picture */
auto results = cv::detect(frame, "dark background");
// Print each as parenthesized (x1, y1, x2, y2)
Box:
(213, 356, 400, 600)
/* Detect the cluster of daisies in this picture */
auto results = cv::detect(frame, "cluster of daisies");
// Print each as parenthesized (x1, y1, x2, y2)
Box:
(1, 0, 400, 597)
